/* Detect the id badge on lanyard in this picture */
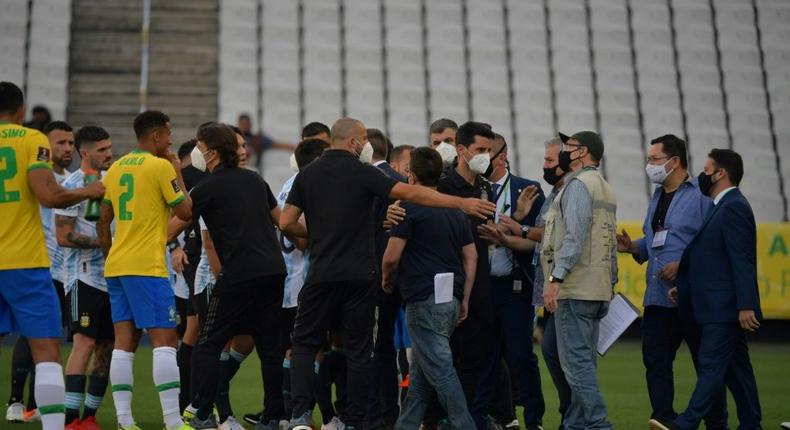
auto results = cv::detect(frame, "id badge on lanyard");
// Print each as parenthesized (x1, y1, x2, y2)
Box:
(652, 229, 668, 248)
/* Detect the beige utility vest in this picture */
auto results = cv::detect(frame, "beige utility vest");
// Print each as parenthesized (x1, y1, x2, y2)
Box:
(540, 167, 617, 301)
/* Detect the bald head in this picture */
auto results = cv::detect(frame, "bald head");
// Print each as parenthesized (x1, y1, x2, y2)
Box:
(331, 118, 365, 146)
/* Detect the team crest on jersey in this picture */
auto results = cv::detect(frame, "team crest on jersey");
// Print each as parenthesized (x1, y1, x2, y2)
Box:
(80, 313, 90, 328)
(171, 179, 181, 193)
(37, 147, 50, 161)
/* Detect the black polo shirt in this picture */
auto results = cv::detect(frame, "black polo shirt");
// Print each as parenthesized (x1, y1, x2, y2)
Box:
(190, 165, 286, 285)
(286, 149, 398, 284)
(180, 165, 209, 257)
(182, 164, 208, 191)
(438, 168, 492, 291)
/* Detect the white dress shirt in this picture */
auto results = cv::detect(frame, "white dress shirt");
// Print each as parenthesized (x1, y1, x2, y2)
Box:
(713, 186, 736, 205)
(489, 173, 513, 277)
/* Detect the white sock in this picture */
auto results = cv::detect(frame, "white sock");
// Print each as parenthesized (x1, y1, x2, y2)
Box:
(110, 349, 135, 428)
(229, 348, 248, 363)
(35, 362, 65, 430)
(153, 346, 183, 430)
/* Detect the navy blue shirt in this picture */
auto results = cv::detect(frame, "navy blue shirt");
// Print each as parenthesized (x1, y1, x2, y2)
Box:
(390, 202, 474, 304)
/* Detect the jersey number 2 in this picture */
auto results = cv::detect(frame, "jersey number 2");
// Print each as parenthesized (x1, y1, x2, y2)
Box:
(0, 147, 21, 203)
(118, 173, 134, 220)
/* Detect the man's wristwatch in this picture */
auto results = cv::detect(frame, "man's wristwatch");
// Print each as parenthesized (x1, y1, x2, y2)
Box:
(521, 225, 530, 239)
(167, 241, 180, 253)
(549, 275, 564, 284)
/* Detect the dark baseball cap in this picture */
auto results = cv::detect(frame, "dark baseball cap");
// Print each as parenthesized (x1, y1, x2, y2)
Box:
(558, 131, 604, 160)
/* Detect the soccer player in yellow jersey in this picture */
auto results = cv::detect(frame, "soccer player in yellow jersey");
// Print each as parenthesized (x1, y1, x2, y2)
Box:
(7, 120, 76, 424)
(96, 110, 193, 430)
(0, 81, 105, 430)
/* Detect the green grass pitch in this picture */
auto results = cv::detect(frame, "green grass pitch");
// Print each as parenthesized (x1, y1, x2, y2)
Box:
(1, 340, 788, 429)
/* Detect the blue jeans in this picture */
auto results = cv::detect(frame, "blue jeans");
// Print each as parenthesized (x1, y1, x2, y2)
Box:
(555, 299, 612, 430)
(395, 297, 475, 430)
(541, 311, 572, 425)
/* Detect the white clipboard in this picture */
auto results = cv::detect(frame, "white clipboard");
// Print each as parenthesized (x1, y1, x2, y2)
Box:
(597, 293, 640, 356)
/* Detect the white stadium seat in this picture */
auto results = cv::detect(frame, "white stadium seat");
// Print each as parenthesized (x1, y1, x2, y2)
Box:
(211, 0, 790, 218)
(23, 0, 71, 120)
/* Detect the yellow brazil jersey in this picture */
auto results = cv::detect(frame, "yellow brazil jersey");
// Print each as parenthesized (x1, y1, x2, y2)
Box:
(103, 149, 184, 278)
(0, 121, 52, 270)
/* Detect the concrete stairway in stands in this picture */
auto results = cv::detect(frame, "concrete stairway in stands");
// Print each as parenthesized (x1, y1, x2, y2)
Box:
(147, 0, 218, 146)
(68, 0, 218, 153)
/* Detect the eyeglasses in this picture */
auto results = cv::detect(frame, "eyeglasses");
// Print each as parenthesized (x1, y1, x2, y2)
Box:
(562, 143, 582, 152)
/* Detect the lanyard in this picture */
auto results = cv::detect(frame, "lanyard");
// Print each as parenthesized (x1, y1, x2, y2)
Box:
(493, 175, 511, 214)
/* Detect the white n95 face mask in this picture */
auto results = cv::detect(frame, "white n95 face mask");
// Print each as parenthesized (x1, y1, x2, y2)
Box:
(289, 153, 299, 172)
(645, 159, 673, 185)
(191, 145, 207, 172)
(359, 141, 374, 164)
(467, 153, 491, 176)
(435, 141, 457, 166)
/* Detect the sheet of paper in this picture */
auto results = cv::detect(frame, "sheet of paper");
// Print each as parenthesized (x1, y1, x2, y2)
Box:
(652, 230, 668, 248)
(597, 293, 640, 356)
(434, 272, 454, 304)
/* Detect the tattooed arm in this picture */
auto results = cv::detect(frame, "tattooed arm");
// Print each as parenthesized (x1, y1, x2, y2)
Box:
(55, 214, 99, 249)
(97, 202, 115, 258)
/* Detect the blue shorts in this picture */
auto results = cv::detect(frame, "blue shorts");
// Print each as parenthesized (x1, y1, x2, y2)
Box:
(0, 268, 62, 338)
(393, 308, 412, 349)
(107, 276, 177, 329)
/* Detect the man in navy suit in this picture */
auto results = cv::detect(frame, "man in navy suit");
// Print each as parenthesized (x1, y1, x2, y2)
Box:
(472, 134, 546, 429)
(650, 149, 762, 430)
(367, 128, 407, 429)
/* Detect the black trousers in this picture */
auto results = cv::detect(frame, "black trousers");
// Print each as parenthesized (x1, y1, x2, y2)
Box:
(190, 274, 286, 422)
(290, 280, 376, 428)
(642, 306, 728, 428)
(473, 275, 545, 427)
(366, 288, 401, 427)
(183, 246, 201, 318)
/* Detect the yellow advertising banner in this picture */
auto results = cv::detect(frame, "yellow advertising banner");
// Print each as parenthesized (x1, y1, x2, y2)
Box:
(614, 222, 790, 319)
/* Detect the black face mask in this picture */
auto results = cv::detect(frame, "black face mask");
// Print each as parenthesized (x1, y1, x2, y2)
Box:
(558, 149, 575, 172)
(543, 165, 564, 185)
(484, 146, 507, 178)
(698, 170, 719, 197)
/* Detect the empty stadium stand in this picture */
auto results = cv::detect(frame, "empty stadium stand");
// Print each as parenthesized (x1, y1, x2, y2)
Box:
(4, 0, 788, 221)
(219, 0, 788, 221)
